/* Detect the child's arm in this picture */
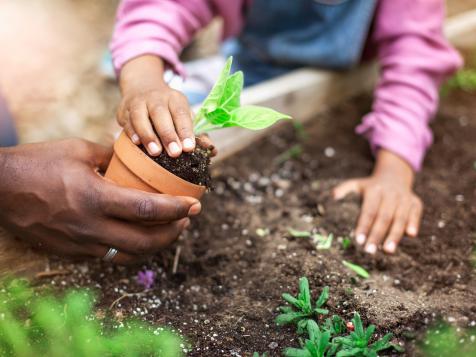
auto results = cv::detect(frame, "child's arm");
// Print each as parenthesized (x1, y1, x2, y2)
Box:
(110, 0, 216, 157)
(335, 0, 462, 254)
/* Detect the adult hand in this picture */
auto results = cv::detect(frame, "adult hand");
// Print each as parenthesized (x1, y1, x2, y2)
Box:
(0, 139, 201, 264)
(333, 150, 423, 254)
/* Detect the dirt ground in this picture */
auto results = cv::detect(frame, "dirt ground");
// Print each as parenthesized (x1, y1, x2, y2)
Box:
(42, 76, 476, 357)
(1, 1, 475, 356)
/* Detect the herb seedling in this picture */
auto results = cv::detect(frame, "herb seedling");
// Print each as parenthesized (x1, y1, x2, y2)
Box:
(193, 57, 291, 135)
(287, 228, 333, 250)
(275, 144, 303, 164)
(284, 320, 331, 357)
(0, 279, 182, 357)
(276, 277, 329, 332)
(341, 237, 352, 250)
(253, 353, 269, 357)
(332, 312, 401, 356)
(343, 260, 370, 279)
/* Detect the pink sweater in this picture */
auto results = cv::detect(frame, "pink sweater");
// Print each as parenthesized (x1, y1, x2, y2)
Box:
(110, 0, 462, 171)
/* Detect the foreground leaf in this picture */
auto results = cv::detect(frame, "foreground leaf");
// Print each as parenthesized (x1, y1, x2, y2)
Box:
(342, 260, 370, 279)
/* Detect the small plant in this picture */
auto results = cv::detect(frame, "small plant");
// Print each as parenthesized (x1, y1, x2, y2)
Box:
(276, 277, 329, 332)
(332, 313, 401, 356)
(342, 261, 369, 279)
(287, 228, 333, 250)
(0, 279, 182, 357)
(419, 324, 476, 357)
(442, 69, 476, 94)
(193, 57, 291, 135)
(252, 352, 269, 357)
(284, 320, 331, 357)
(341, 238, 352, 250)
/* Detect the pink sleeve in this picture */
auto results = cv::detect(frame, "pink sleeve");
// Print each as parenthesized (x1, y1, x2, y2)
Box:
(356, 0, 463, 171)
(110, 0, 215, 77)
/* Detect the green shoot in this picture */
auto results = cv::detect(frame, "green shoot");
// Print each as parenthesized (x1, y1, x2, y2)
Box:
(341, 237, 352, 250)
(275, 144, 303, 164)
(252, 353, 269, 357)
(276, 277, 329, 331)
(342, 260, 370, 279)
(287, 229, 333, 250)
(442, 69, 476, 95)
(284, 320, 331, 357)
(419, 324, 476, 357)
(332, 312, 402, 356)
(194, 57, 291, 135)
(0, 279, 182, 357)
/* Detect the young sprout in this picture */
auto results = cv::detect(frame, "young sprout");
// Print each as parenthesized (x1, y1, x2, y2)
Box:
(276, 277, 329, 332)
(342, 260, 370, 279)
(193, 57, 291, 135)
(341, 237, 352, 250)
(332, 312, 402, 356)
(287, 228, 333, 250)
(284, 320, 331, 357)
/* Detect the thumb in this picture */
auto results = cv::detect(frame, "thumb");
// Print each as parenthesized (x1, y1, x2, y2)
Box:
(333, 179, 365, 200)
(88, 142, 113, 171)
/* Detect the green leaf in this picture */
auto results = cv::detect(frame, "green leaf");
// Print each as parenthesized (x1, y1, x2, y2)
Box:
(298, 277, 312, 312)
(315, 286, 329, 308)
(311, 233, 333, 250)
(228, 105, 291, 130)
(343, 260, 370, 279)
(206, 107, 230, 126)
(371, 332, 393, 352)
(341, 237, 352, 250)
(199, 56, 232, 114)
(352, 313, 365, 339)
(287, 228, 312, 238)
(283, 348, 312, 357)
(276, 312, 309, 326)
(220, 71, 243, 111)
(282, 293, 302, 308)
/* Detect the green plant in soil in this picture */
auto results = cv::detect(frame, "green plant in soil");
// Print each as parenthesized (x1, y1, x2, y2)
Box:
(419, 324, 476, 357)
(193, 57, 291, 135)
(342, 261, 369, 279)
(442, 69, 476, 94)
(287, 228, 333, 250)
(276, 277, 329, 333)
(0, 279, 182, 357)
(275, 277, 403, 356)
(332, 313, 399, 356)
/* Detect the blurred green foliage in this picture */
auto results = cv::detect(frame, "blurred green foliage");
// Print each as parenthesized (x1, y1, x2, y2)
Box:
(0, 279, 182, 357)
(419, 324, 476, 357)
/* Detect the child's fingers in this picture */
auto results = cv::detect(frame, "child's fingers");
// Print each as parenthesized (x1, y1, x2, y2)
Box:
(148, 101, 182, 158)
(364, 194, 397, 254)
(383, 200, 411, 254)
(196, 134, 218, 157)
(355, 186, 381, 247)
(169, 92, 195, 153)
(406, 196, 423, 237)
(124, 121, 140, 144)
(333, 179, 364, 200)
(130, 102, 162, 156)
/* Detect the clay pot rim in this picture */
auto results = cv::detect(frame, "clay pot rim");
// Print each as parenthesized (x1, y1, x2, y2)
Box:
(113, 132, 206, 198)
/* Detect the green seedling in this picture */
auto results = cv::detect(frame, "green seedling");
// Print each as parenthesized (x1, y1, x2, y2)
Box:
(341, 237, 352, 250)
(332, 313, 401, 356)
(0, 279, 182, 357)
(253, 353, 269, 357)
(284, 320, 331, 357)
(442, 69, 476, 95)
(275, 144, 303, 164)
(343, 261, 370, 279)
(323, 315, 347, 336)
(287, 228, 333, 250)
(276, 277, 329, 332)
(419, 324, 476, 357)
(193, 57, 291, 135)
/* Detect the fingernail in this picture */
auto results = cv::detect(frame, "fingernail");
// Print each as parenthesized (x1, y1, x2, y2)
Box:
(356, 233, 366, 245)
(188, 202, 202, 216)
(131, 134, 140, 144)
(365, 243, 377, 254)
(385, 241, 396, 253)
(168, 142, 181, 156)
(182, 218, 191, 230)
(183, 138, 195, 150)
(148, 142, 160, 155)
(407, 226, 417, 236)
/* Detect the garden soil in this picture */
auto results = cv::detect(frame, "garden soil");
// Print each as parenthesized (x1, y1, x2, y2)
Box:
(43, 87, 476, 356)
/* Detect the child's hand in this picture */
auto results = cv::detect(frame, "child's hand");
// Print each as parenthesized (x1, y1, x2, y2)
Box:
(333, 150, 423, 254)
(117, 55, 196, 158)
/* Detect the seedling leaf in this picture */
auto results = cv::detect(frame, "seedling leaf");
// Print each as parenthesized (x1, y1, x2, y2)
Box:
(288, 228, 312, 238)
(228, 105, 291, 130)
(342, 260, 370, 279)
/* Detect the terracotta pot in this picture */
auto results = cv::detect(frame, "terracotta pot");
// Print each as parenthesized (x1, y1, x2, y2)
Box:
(105, 131, 206, 199)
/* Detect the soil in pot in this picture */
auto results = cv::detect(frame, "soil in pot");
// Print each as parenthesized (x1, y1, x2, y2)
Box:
(140, 142, 212, 188)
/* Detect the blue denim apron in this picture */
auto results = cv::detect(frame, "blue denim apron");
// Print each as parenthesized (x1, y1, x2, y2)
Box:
(0, 94, 18, 147)
(225, 0, 377, 86)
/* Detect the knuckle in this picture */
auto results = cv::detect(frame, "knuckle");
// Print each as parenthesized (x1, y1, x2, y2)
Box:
(136, 199, 158, 221)
(131, 237, 152, 255)
(158, 128, 177, 141)
(149, 104, 165, 117)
